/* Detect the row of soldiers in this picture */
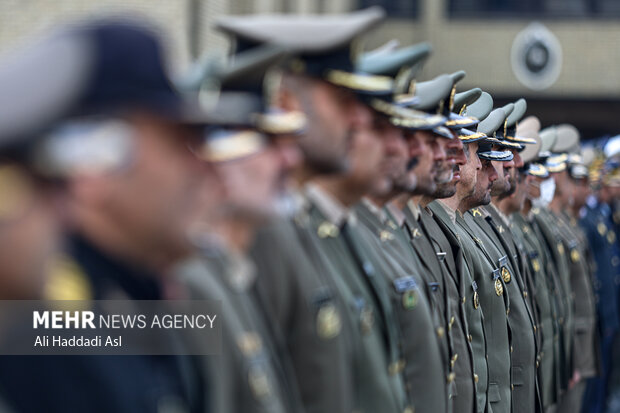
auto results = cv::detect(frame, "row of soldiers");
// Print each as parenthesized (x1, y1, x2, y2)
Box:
(0, 6, 618, 413)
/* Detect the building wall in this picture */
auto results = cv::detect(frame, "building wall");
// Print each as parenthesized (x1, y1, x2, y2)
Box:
(1, 0, 619, 102)
(362, 0, 620, 99)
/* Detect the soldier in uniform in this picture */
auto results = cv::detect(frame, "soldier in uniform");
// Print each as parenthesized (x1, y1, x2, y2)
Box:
(0, 30, 80, 411)
(217, 8, 415, 413)
(174, 46, 309, 412)
(0, 20, 212, 413)
(466, 99, 540, 413)
(532, 126, 576, 403)
(387, 73, 484, 413)
(428, 90, 496, 413)
(385, 71, 471, 412)
(431, 104, 515, 413)
(552, 131, 599, 413)
(354, 44, 452, 413)
(505, 117, 560, 413)
(580, 159, 620, 413)
(534, 125, 598, 413)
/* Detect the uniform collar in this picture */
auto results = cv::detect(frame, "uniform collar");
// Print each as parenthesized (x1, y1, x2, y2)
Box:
(384, 201, 407, 227)
(305, 183, 351, 227)
(488, 202, 511, 227)
(406, 199, 421, 222)
(436, 199, 457, 225)
(361, 197, 387, 224)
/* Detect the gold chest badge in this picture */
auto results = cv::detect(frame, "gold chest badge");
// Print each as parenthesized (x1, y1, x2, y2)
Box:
(317, 221, 339, 238)
(608, 231, 616, 244)
(499, 256, 511, 283)
(472, 281, 480, 310)
(501, 267, 512, 284)
(402, 290, 419, 309)
(316, 303, 342, 340)
(380, 230, 395, 242)
(493, 269, 504, 296)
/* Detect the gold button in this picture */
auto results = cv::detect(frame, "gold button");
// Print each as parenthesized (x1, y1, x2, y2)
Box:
(536, 360, 540, 368)
(468, 334, 473, 342)
(474, 374, 479, 383)
(511, 384, 515, 391)
(523, 291, 528, 298)
(506, 308, 510, 316)
(404, 407, 415, 413)
(533, 325, 537, 333)
(462, 296, 466, 304)
(447, 372, 456, 383)
(510, 346, 513, 353)
(388, 359, 406, 375)
(437, 327, 445, 339)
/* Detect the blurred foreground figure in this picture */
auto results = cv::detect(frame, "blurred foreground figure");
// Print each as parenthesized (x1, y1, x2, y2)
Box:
(174, 46, 308, 412)
(0, 20, 215, 413)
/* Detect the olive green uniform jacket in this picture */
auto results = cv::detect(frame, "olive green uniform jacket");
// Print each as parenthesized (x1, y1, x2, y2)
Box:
(472, 205, 541, 413)
(429, 200, 491, 413)
(295, 185, 411, 413)
(532, 207, 575, 395)
(511, 212, 559, 410)
(354, 200, 447, 413)
(251, 216, 355, 413)
(453, 209, 512, 413)
(177, 250, 303, 413)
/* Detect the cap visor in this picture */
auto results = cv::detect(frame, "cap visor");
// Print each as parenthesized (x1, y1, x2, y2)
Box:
(478, 150, 514, 161)
(432, 125, 454, 139)
(506, 134, 537, 145)
(325, 69, 394, 96)
(445, 113, 479, 130)
(368, 98, 446, 130)
(458, 128, 487, 143)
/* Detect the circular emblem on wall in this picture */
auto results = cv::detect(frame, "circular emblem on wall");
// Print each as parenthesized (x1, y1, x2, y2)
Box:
(511, 23, 563, 90)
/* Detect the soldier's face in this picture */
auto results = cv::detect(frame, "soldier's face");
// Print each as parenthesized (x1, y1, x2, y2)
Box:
(213, 134, 297, 221)
(348, 123, 386, 195)
(473, 159, 498, 206)
(369, 115, 410, 196)
(0, 165, 61, 299)
(572, 178, 590, 209)
(490, 153, 514, 196)
(505, 149, 523, 196)
(409, 131, 445, 195)
(457, 142, 481, 199)
(286, 78, 372, 175)
(433, 136, 466, 199)
(507, 173, 527, 213)
(552, 170, 574, 206)
(526, 175, 542, 200)
(68, 114, 221, 266)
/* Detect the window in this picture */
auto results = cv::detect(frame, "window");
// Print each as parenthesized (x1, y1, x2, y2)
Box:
(358, 0, 418, 18)
(448, 0, 620, 18)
